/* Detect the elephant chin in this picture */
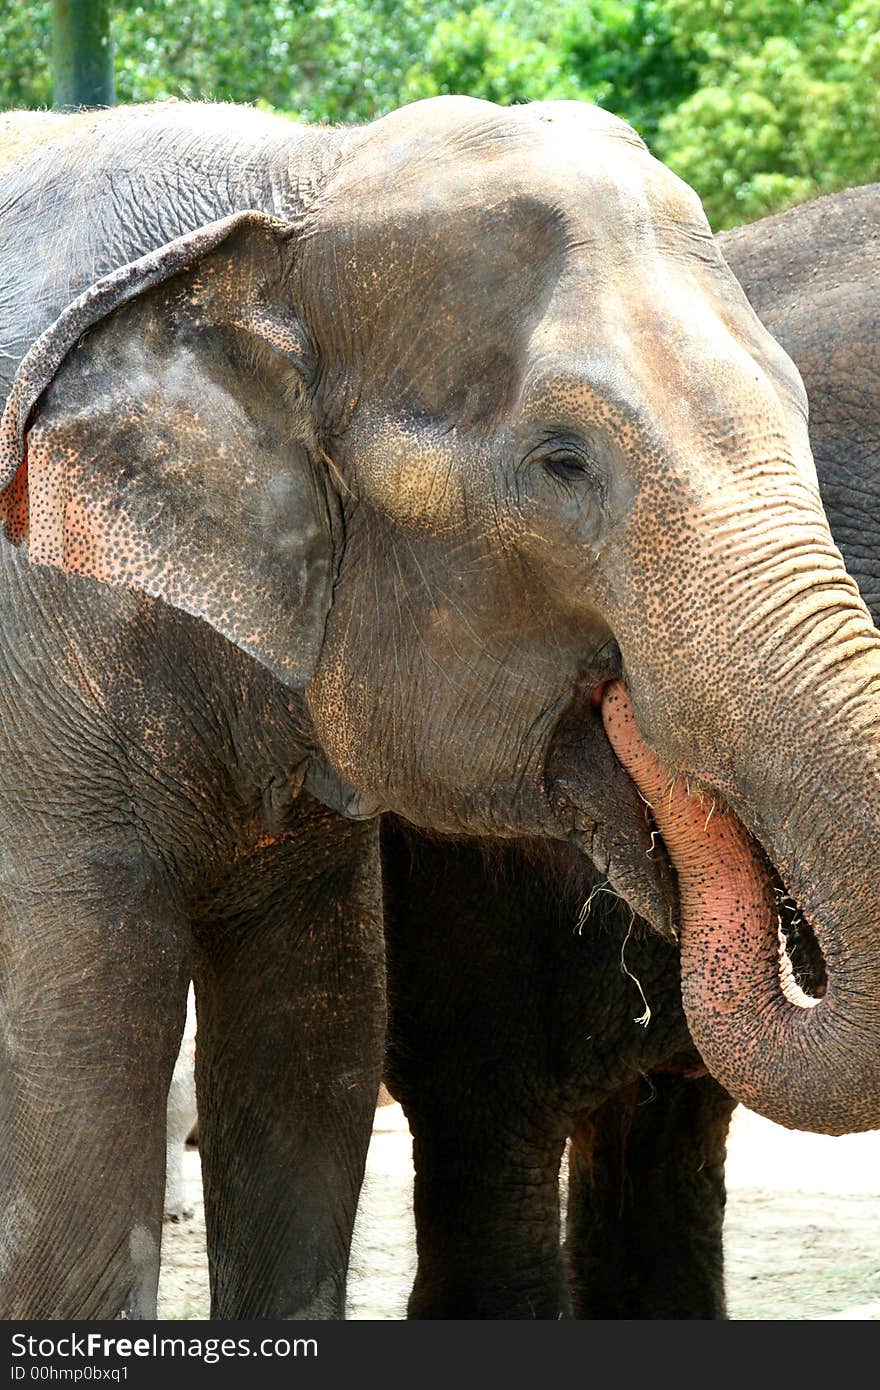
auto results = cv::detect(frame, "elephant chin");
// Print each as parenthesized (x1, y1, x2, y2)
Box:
(600, 680, 880, 1135)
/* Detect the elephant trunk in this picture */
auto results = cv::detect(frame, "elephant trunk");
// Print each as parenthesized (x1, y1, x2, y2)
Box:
(598, 495, 880, 1135)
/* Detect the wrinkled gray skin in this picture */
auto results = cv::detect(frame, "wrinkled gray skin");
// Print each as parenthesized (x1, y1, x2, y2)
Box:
(0, 100, 879, 1321)
(383, 185, 880, 1318)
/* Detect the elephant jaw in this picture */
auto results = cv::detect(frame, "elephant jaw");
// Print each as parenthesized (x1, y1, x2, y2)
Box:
(544, 685, 679, 939)
(600, 680, 880, 1135)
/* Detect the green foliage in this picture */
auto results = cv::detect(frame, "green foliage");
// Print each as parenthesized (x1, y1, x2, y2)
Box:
(0, 0, 875, 227)
(400, 6, 578, 106)
(558, 0, 698, 142)
(656, 1, 880, 225)
(1, 1, 52, 108)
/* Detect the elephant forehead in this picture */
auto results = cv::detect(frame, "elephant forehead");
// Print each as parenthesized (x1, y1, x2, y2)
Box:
(329, 94, 695, 228)
(305, 100, 710, 335)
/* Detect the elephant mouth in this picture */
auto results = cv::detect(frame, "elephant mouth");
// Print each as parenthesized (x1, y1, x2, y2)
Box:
(547, 677, 828, 1003)
(544, 675, 680, 939)
(599, 680, 830, 1014)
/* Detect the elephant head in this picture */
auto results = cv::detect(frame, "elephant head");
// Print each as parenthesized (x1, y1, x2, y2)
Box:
(1, 97, 879, 1134)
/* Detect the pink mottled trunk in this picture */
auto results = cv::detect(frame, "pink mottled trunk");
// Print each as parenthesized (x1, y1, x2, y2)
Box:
(601, 681, 880, 1135)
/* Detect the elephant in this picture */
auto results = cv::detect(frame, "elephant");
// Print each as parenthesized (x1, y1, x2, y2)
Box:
(382, 183, 880, 1318)
(1, 98, 880, 1322)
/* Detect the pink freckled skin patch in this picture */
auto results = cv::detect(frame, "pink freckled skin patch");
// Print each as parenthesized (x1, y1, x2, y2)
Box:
(0, 451, 29, 544)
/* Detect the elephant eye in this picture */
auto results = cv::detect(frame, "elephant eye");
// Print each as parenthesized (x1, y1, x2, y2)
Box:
(544, 451, 593, 484)
(540, 445, 605, 500)
(522, 434, 606, 508)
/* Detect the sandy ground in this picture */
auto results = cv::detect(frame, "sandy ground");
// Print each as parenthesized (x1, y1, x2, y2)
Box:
(156, 1104, 880, 1320)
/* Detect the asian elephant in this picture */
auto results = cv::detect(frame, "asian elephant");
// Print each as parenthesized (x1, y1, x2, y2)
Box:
(1, 98, 879, 1323)
(383, 183, 880, 1319)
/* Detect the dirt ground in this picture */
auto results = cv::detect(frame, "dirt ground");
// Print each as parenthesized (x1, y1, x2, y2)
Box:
(156, 1104, 880, 1320)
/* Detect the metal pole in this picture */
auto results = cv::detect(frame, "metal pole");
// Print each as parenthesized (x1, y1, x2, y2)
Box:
(52, 0, 115, 110)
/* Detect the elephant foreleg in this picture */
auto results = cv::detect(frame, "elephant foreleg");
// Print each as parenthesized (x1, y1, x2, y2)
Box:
(0, 847, 191, 1319)
(565, 1071, 735, 1319)
(191, 803, 385, 1320)
(401, 1112, 568, 1318)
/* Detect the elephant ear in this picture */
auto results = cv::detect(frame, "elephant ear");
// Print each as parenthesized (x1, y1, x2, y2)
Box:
(0, 213, 338, 689)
